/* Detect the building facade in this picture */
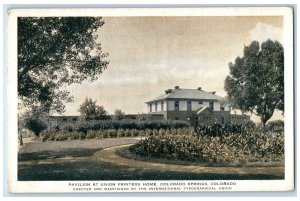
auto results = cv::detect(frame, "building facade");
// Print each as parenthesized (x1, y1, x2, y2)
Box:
(47, 115, 82, 128)
(146, 86, 250, 124)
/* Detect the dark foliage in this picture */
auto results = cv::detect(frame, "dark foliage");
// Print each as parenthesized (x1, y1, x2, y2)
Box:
(24, 117, 47, 137)
(78, 97, 110, 120)
(224, 40, 284, 126)
(265, 120, 284, 133)
(41, 131, 86, 141)
(55, 119, 190, 134)
(196, 122, 254, 136)
(130, 135, 203, 161)
(18, 17, 109, 113)
(41, 127, 192, 141)
(130, 131, 284, 163)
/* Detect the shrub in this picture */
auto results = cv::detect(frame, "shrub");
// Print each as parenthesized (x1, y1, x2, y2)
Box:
(265, 120, 284, 133)
(198, 131, 284, 163)
(196, 122, 252, 136)
(40, 131, 86, 141)
(245, 121, 257, 130)
(41, 127, 193, 141)
(130, 129, 284, 163)
(63, 125, 74, 132)
(130, 135, 203, 161)
(107, 129, 117, 138)
(49, 119, 190, 133)
(117, 129, 125, 138)
(86, 130, 97, 139)
(24, 116, 47, 137)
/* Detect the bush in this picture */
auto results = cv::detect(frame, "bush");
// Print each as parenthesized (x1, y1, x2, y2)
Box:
(265, 120, 284, 133)
(196, 122, 253, 136)
(130, 130, 284, 163)
(49, 119, 190, 133)
(24, 116, 47, 137)
(245, 121, 257, 130)
(40, 131, 86, 141)
(41, 127, 193, 141)
(63, 125, 74, 132)
(130, 135, 203, 161)
(198, 131, 284, 163)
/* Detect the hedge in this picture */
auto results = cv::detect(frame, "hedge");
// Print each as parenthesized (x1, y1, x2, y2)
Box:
(52, 119, 190, 133)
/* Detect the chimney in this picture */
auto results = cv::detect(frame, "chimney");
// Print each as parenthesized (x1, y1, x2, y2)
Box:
(165, 89, 172, 94)
(212, 91, 216, 95)
(197, 87, 202, 90)
(174, 86, 180, 89)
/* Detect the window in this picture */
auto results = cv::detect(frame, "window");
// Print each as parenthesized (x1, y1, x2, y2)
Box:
(149, 104, 152, 112)
(62, 118, 67, 121)
(187, 100, 191, 111)
(174, 100, 179, 111)
(198, 101, 203, 104)
(209, 101, 214, 110)
(72, 118, 77, 121)
(161, 101, 164, 111)
(221, 107, 225, 111)
(155, 102, 158, 111)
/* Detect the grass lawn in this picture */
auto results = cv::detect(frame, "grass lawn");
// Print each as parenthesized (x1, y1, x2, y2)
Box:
(18, 138, 284, 181)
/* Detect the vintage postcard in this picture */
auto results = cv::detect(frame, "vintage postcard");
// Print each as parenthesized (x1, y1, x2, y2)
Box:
(7, 7, 294, 193)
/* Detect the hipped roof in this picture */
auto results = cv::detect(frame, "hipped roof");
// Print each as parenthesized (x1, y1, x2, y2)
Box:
(146, 88, 226, 103)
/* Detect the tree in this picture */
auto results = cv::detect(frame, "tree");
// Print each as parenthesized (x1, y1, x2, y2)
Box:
(18, 17, 109, 114)
(24, 116, 48, 137)
(78, 98, 109, 120)
(19, 109, 49, 144)
(224, 39, 284, 127)
(114, 109, 125, 120)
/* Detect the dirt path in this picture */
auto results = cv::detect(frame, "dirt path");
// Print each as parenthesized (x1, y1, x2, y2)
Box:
(18, 138, 284, 180)
(94, 144, 284, 177)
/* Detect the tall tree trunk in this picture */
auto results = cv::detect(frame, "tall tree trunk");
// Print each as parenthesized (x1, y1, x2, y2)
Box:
(19, 133, 23, 146)
(260, 114, 267, 128)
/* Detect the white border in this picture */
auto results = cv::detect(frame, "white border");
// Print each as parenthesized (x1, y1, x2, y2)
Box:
(6, 7, 294, 193)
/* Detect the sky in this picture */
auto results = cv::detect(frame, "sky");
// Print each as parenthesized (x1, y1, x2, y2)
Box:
(63, 16, 284, 122)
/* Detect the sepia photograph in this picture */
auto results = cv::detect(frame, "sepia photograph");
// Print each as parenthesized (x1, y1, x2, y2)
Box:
(6, 7, 294, 193)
